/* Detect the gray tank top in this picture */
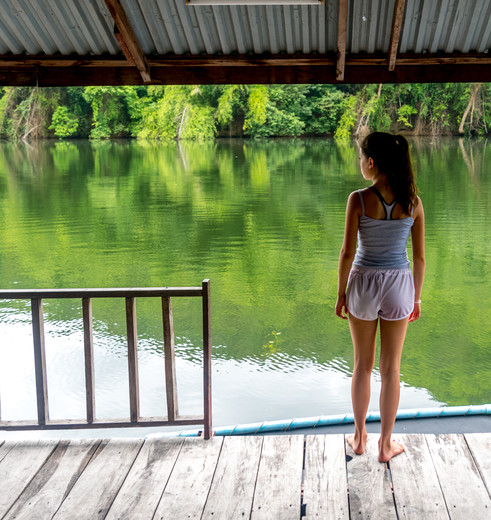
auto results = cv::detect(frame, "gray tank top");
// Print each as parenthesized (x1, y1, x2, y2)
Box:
(353, 187, 414, 269)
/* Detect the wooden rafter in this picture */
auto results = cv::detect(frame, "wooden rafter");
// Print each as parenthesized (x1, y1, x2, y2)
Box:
(336, 0, 349, 81)
(2, 54, 491, 69)
(103, 0, 151, 83)
(2, 54, 491, 86)
(388, 0, 407, 71)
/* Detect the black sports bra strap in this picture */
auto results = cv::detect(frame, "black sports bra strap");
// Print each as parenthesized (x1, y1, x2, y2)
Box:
(369, 186, 396, 220)
(370, 186, 388, 219)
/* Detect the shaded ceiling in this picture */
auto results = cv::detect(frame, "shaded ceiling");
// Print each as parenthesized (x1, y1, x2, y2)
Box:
(0, 0, 490, 86)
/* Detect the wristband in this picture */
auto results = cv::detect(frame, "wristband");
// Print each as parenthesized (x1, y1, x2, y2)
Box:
(414, 300, 421, 304)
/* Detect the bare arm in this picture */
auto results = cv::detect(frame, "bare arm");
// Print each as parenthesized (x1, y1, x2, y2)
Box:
(409, 196, 425, 322)
(335, 192, 360, 319)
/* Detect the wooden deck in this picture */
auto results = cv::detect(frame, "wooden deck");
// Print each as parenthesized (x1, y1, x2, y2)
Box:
(0, 433, 489, 519)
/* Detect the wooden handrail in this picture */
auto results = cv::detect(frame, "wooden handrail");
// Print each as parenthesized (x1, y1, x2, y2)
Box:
(0, 287, 203, 298)
(0, 281, 212, 438)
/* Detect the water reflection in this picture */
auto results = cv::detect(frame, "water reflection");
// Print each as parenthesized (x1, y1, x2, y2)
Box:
(0, 138, 489, 427)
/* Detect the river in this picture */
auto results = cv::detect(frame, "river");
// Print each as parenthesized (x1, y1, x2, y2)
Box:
(0, 137, 489, 429)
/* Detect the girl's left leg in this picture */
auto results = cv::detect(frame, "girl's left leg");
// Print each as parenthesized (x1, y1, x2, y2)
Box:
(347, 313, 378, 454)
(378, 317, 409, 462)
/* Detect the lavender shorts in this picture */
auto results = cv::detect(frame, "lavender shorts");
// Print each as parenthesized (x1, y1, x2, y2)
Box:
(346, 266, 415, 321)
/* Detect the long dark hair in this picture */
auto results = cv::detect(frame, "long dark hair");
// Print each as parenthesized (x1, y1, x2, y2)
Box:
(360, 132, 418, 215)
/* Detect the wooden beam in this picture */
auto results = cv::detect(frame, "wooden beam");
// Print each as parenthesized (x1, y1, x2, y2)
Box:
(2, 55, 491, 86)
(388, 0, 407, 71)
(2, 53, 491, 69)
(114, 26, 136, 67)
(336, 0, 349, 81)
(103, 0, 151, 82)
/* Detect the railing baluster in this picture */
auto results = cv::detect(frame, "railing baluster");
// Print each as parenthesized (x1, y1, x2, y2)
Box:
(126, 297, 140, 423)
(31, 298, 49, 426)
(162, 297, 178, 421)
(202, 279, 212, 439)
(1, 285, 210, 433)
(82, 297, 95, 423)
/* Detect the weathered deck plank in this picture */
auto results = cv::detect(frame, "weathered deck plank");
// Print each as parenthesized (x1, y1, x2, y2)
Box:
(0, 440, 58, 517)
(426, 434, 491, 518)
(346, 434, 397, 519)
(0, 439, 15, 463)
(201, 435, 263, 519)
(4, 439, 100, 520)
(251, 435, 304, 520)
(390, 434, 449, 519)
(51, 438, 143, 520)
(0, 433, 489, 520)
(303, 434, 349, 520)
(154, 437, 223, 520)
(465, 432, 491, 495)
(105, 437, 184, 520)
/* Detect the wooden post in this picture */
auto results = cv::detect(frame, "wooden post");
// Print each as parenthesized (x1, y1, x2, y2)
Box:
(104, 0, 151, 82)
(31, 298, 49, 426)
(82, 298, 95, 423)
(126, 297, 140, 423)
(336, 0, 349, 81)
(162, 297, 178, 421)
(388, 0, 407, 71)
(202, 280, 212, 439)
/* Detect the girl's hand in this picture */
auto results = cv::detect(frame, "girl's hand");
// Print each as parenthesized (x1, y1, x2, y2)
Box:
(408, 302, 421, 322)
(335, 294, 349, 320)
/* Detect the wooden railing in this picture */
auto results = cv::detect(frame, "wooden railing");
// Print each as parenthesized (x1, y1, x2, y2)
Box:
(0, 280, 212, 439)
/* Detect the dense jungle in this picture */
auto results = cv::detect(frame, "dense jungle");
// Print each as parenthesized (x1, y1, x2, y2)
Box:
(0, 83, 489, 141)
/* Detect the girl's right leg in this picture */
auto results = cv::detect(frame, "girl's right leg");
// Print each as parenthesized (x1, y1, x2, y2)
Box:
(347, 313, 378, 454)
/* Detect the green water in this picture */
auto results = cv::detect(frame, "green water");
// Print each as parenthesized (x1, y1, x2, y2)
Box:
(0, 138, 489, 427)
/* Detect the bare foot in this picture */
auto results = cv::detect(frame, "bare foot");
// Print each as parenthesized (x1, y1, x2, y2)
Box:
(378, 440, 404, 462)
(347, 433, 367, 455)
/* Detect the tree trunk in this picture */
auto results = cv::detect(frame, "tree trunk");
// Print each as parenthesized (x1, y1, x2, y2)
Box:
(177, 105, 188, 141)
(459, 83, 482, 134)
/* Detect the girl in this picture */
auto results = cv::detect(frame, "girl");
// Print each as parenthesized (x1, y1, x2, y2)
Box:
(335, 132, 425, 463)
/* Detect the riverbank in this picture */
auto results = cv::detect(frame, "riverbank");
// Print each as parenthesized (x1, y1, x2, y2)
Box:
(1, 84, 490, 141)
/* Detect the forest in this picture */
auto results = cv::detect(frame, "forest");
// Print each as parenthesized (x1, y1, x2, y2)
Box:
(0, 82, 489, 141)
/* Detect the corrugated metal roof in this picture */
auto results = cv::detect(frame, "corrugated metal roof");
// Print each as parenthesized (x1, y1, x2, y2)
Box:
(400, 0, 491, 54)
(0, 0, 119, 55)
(0, 0, 490, 86)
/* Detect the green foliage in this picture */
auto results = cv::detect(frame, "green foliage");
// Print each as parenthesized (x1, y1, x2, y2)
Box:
(251, 103, 305, 137)
(180, 104, 216, 140)
(216, 85, 246, 128)
(309, 86, 347, 134)
(397, 104, 418, 127)
(82, 86, 141, 139)
(0, 83, 490, 141)
(49, 106, 79, 138)
(138, 86, 216, 141)
(334, 95, 358, 142)
(243, 85, 269, 136)
(0, 88, 11, 134)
